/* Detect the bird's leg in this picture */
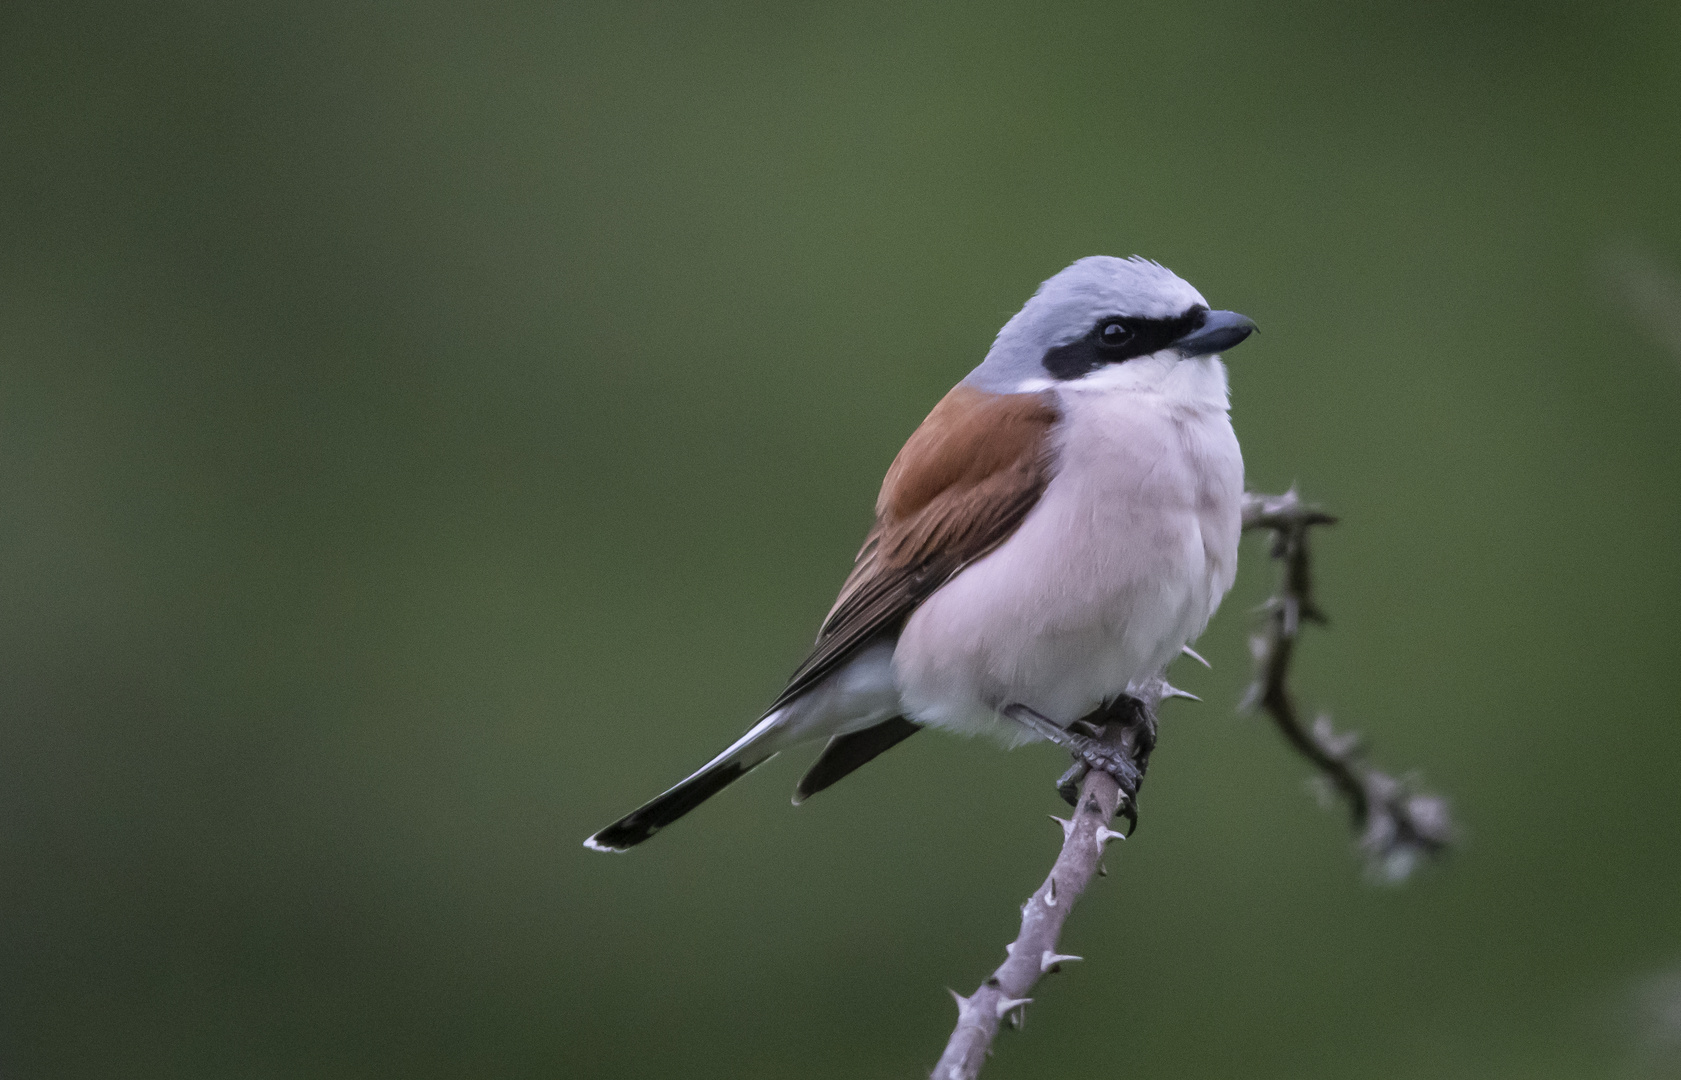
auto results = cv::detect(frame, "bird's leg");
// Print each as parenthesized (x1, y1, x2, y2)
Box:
(1002, 702, 1145, 805)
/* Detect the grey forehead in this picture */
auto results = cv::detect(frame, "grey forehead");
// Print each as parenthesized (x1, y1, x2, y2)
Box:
(962, 256, 1209, 392)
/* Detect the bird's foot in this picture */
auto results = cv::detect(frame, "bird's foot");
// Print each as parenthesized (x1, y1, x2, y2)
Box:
(1005, 703, 1145, 815)
(1055, 760, 1088, 807)
(1066, 730, 1144, 801)
(1056, 743, 1143, 828)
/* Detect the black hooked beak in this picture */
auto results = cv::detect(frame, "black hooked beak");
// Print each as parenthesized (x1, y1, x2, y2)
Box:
(1173, 309, 1257, 357)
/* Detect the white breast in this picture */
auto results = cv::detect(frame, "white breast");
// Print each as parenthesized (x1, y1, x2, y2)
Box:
(891, 356, 1243, 743)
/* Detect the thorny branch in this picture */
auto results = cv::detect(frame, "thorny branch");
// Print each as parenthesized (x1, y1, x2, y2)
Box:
(1241, 489, 1454, 881)
(931, 689, 1160, 1080)
(929, 489, 1455, 1079)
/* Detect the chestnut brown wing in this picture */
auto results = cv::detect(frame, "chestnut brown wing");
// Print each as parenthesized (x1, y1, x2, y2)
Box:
(766, 385, 1058, 714)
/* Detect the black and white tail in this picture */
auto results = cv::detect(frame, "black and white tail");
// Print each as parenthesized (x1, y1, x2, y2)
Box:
(583, 714, 788, 852)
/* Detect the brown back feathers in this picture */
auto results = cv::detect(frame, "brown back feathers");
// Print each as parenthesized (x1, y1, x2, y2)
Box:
(768, 385, 1059, 713)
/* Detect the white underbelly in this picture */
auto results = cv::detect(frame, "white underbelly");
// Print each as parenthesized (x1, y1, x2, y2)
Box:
(891, 386, 1242, 743)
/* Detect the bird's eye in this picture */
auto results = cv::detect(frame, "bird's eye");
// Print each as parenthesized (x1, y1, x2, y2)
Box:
(1098, 321, 1131, 348)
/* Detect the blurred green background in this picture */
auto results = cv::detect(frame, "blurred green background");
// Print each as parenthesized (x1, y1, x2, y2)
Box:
(3, 1, 1680, 1077)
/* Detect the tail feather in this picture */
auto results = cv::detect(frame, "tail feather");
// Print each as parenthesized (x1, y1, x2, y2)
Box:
(584, 640, 905, 851)
(793, 717, 921, 804)
(584, 754, 773, 851)
(584, 714, 786, 852)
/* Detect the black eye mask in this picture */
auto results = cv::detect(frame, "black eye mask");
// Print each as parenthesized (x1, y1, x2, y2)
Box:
(1040, 306, 1210, 381)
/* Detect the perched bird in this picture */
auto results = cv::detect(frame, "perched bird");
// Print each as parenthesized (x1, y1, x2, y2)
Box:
(585, 256, 1254, 852)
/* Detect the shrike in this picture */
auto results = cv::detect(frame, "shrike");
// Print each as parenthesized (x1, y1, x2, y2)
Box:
(586, 256, 1254, 852)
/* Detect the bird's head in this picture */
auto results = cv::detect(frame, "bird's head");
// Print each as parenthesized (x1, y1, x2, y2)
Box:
(964, 256, 1256, 396)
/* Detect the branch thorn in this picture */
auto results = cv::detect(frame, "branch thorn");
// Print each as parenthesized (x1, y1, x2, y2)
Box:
(1160, 682, 1200, 702)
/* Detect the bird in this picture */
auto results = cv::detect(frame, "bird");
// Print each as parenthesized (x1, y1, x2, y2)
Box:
(585, 255, 1255, 852)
